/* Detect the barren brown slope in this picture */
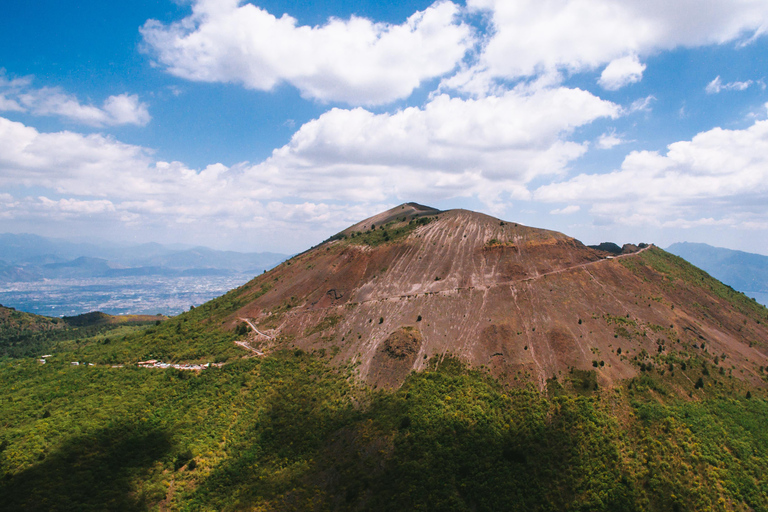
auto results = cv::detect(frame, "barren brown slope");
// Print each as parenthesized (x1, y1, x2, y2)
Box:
(224, 204, 768, 390)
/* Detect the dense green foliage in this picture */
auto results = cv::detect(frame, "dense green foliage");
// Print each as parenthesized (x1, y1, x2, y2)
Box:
(0, 307, 159, 360)
(343, 216, 435, 247)
(2, 348, 768, 511)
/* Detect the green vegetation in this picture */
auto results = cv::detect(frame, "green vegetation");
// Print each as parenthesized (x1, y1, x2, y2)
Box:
(0, 306, 161, 360)
(0, 278, 270, 366)
(346, 216, 435, 247)
(3, 344, 768, 511)
(76, 308, 238, 365)
(484, 238, 516, 249)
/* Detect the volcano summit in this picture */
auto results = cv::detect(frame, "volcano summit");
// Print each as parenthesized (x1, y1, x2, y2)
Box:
(225, 203, 768, 391)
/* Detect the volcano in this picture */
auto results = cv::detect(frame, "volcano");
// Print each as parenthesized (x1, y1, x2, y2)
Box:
(5, 204, 768, 512)
(224, 203, 768, 390)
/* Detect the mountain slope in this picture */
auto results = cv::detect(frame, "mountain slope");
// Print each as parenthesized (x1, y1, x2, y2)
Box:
(208, 205, 768, 390)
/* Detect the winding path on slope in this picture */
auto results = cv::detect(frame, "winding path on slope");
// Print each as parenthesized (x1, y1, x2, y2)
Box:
(233, 317, 272, 356)
(239, 317, 274, 339)
(336, 244, 653, 307)
(249, 245, 655, 333)
(515, 244, 652, 283)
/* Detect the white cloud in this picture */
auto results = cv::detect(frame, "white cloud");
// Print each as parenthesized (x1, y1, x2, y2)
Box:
(596, 131, 626, 149)
(625, 95, 655, 114)
(100, 94, 152, 126)
(38, 197, 117, 215)
(0, 94, 24, 112)
(550, 205, 580, 215)
(535, 118, 768, 229)
(598, 55, 646, 90)
(705, 75, 754, 94)
(252, 86, 620, 204)
(452, 0, 768, 94)
(0, 72, 30, 113)
(0, 85, 618, 248)
(141, 0, 472, 105)
(0, 72, 150, 127)
(18, 89, 150, 127)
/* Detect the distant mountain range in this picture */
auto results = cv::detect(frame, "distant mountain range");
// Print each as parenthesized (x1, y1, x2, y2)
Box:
(666, 242, 768, 306)
(0, 233, 288, 282)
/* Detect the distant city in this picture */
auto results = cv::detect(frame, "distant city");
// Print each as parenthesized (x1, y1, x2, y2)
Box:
(0, 274, 256, 317)
(0, 233, 287, 317)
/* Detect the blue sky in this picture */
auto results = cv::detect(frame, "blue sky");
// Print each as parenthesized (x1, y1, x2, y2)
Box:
(1, 0, 768, 254)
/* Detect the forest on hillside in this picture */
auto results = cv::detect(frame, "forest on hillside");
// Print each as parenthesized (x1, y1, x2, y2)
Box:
(2, 345, 768, 511)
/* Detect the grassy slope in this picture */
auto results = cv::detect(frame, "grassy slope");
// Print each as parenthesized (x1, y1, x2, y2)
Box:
(329, 216, 436, 247)
(0, 307, 162, 360)
(2, 351, 768, 511)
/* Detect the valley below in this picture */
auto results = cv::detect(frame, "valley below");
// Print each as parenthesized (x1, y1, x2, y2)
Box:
(0, 273, 256, 317)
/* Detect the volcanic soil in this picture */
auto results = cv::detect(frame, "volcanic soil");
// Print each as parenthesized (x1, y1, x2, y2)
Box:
(226, 203, 768, 390)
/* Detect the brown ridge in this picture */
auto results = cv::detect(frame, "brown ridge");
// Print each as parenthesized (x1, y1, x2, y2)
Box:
(226, 204, 768, 390)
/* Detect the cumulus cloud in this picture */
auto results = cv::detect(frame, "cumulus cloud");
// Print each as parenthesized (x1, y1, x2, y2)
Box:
(252, 86, 619, 206)
(535, 118, 768, 229)
(0, 84, 618, 247)
(0, 72, 150, 126)
(0, 117, 155, 195)
(141, 0, 471, 105)
(596, 131, 627, 149)
(705, 75, 754, 94)
(449, 0, 768, 94)
(598, 55, 646, 90)
(0, 85, 618, 203)
(138, 0, 768, 105)
(19, 89, 150, 127)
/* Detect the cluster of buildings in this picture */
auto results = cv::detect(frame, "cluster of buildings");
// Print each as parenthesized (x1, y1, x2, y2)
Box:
(36, 356, 220, 371)
(137, 359, 215, 371)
